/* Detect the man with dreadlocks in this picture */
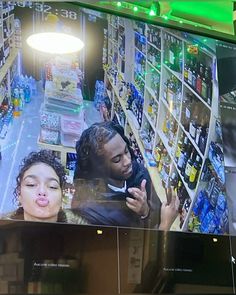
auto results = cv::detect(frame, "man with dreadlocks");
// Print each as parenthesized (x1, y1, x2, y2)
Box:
(73, 121, 179, 229)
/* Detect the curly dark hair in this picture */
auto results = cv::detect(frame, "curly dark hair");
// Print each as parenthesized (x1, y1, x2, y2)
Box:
(13, 149, 67, 206)
(74, 121, 135, 179)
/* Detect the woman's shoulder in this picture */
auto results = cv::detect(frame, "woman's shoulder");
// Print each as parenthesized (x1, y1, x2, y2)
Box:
(0, 209, 23, 220)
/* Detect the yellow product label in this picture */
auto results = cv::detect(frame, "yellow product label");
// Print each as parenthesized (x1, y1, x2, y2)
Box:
(175, 146, 181, 159)
(155, 153, 161, 163)
(184, 69, 188, 79)
(189, 166, 197, 182)
(147, 105, 153, 114)
(162, 119, 167, 133)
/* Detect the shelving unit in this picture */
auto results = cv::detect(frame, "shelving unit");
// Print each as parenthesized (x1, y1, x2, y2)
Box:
(104, 15, 221, 232)
(0, 2, 19, 149)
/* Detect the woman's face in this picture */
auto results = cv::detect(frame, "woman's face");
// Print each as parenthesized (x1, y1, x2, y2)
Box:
(19, 163, 62, 222)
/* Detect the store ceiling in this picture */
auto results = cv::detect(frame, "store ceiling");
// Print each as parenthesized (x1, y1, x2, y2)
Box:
(68, 0, 234, 39)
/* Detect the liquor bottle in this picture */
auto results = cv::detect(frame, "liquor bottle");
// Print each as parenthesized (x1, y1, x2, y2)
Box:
(175, 135, 183, 162)
(184, 61, 189, 82)
(170, 171, 178, 189)
(196, 63, 204, 95)
(180, 150, 190, 176)
(162, 112, 169, 134)
(191, 58, 197, 89)
(158, 148, 167, 173)
(205, 66, 212, 106)
(177, 136, 188, 171)
(3, 20, 8, 39)
(182, 93, 193, 132)
(168, 119, 176, 148)
(184, 151, 195, 183)
(164, 33, 169, 65)
(201, 67, 207, 100)
(154, 142, 164, 166)
(169, 36, 175, 70)
(189, 105, 198, 140)
(188, 57, 193, 86)
(188, 155, 201, 189)
(195, 125, 202, 146)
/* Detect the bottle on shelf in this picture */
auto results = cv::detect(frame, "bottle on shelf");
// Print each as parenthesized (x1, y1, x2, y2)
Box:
(184, 151, 195, 183)
(188, 155, 201, 190)
(177, 136, 188, 171)
(205, 66, 213, 106)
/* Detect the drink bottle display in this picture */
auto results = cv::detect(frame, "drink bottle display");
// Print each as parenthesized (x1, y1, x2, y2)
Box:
(150, 72, 160, 98)
(147, 25, 161, 49)
(188, 155, 201, 189)
(106, 16, 220, 232)
(164, 34, 182, 72)
(184, 151, 195, 183)
(147, 45, 161, 69)
(177, 136, 188, 171)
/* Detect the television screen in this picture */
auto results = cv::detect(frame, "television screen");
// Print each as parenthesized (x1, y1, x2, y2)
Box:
(0, 1, 235, 237)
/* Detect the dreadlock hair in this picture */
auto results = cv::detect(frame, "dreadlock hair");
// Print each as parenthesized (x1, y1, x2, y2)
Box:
(13, 150, 67, 206)
(74, 121, 135, 179)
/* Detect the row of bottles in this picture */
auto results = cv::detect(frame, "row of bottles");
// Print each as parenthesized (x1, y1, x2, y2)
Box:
(126, 83, 144, 127)
(163, 32, 182, 73)
(153, 139, 192, 228)
(0, 101, 13, 139)
(134, 31, 146, 54)
(184, 55, 213, 106)
(113, 98, 126, 128)
(169, 172, 192, 228)
(128, 130, 144, 164)
(139, 120, 155, 151)
(146, 97, 158, 126)
(134, 50, 145, 79)
(147, 70, 160, 98)
(163, 73, 181, 118)
(147, 25, 161, 49)
(175, 135, 202, 190)
(106, 16, 220, 233)
(147, 44, 161, 69)
(134, 21, 145, 36)
(181, 92, 209, 155)
(162, 111, 178, 150)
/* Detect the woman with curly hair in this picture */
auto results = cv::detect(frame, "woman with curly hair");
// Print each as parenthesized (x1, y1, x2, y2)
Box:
(6, 150, 87, 224)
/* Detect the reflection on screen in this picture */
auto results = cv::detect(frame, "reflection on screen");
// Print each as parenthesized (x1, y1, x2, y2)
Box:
(0, 1, 234, 238)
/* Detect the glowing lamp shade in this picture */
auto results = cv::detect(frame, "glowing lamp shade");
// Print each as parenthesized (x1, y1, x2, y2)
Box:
(26, 32, 84, 54)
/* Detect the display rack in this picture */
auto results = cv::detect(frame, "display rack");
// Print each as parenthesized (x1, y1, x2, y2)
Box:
(0, 2, 19, 153)
(37, 57, 84, 167)
(105, 15, 220, 231)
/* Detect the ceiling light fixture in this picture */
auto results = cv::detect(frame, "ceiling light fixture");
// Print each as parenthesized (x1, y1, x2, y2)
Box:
(26, 13, 85, 54)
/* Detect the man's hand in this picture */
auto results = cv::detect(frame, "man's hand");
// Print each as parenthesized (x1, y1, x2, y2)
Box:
(126, 179, 149, 217)
(158, 194, 180, 231)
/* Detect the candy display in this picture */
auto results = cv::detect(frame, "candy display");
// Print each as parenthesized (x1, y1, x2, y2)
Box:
(40, 128, 60, 145)
(40, 109, 60, 131)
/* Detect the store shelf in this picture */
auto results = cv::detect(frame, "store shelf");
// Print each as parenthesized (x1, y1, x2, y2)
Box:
(135, 46, 146, 57)
(147, 40, 161, 52)
(179, 122, 204, 159)
(161, 97, 180, 123)
(37, 138, 75, 166)
(163, 63, 182, 82)
(106, 16, 219, 232)
(0, 48, 18, 104)
(147, 60, 161, 74)
(183, 80, 211, 110)
(143, 110, 156, 131)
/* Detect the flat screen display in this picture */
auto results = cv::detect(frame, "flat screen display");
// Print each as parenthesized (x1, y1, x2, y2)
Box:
(0, 1, 235, 237)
